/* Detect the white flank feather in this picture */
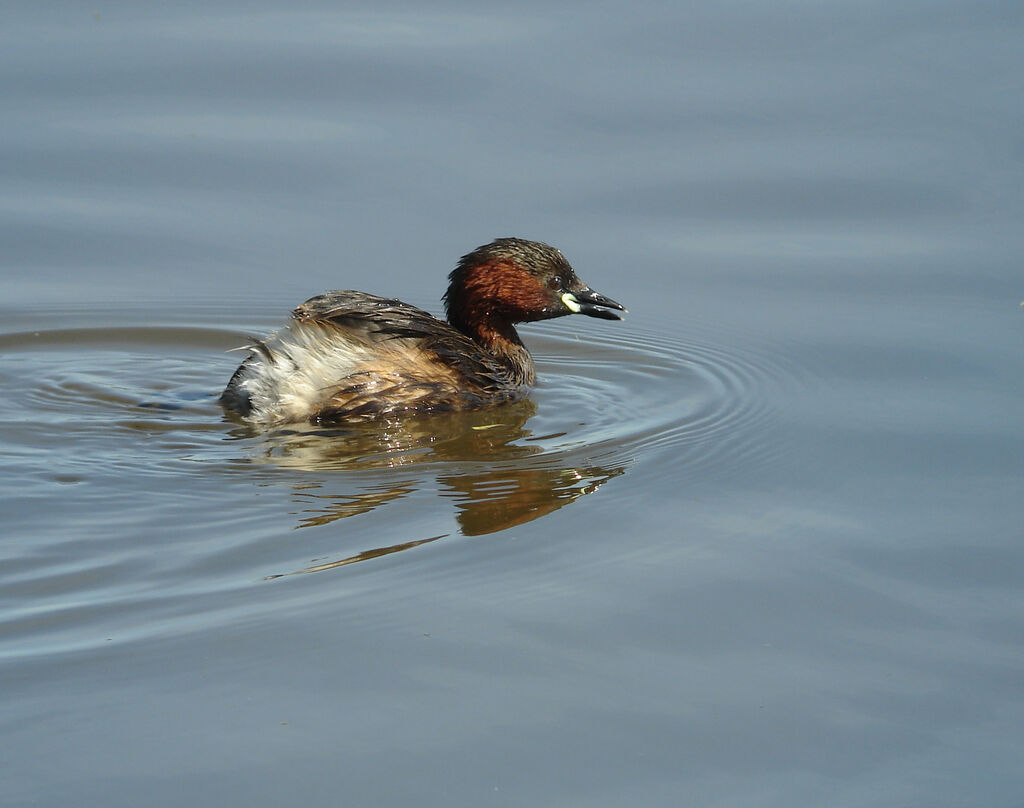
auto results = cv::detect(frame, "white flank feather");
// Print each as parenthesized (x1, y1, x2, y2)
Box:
(234, 321, 376, 425)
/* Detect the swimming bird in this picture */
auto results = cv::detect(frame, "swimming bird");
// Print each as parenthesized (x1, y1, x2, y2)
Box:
(220, 237, 625, 425)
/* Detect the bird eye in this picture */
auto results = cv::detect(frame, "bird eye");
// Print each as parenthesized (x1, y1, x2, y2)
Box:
(547, 277, 561, 291)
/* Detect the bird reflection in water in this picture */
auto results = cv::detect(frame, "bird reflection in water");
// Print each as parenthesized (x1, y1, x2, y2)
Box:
(232, 401, 628, 577)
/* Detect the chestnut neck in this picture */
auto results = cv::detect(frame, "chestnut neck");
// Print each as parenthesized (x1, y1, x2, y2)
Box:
(447, 308, 537, 387)
(444, 255, 553, 387)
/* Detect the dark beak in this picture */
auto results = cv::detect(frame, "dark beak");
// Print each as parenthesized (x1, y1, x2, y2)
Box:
(567, 287, 627, 320)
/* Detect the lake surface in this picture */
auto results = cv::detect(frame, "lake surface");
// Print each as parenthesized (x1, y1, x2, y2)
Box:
(2, 3, 1023, 806)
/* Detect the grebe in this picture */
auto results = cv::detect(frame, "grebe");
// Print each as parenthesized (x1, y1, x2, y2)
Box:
(220, 237, 625, 425)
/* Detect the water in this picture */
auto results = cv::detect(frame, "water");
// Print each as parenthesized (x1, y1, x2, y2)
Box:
(2, 3, 1023, 807)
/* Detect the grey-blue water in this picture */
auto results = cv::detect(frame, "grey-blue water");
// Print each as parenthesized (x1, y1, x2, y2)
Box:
(2, 3, 1023, 806)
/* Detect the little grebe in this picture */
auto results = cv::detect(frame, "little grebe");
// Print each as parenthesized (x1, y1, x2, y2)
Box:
(220, 237, 626, 425)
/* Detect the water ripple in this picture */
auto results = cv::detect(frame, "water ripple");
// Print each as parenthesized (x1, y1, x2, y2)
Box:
(0, 307, 802, 656)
